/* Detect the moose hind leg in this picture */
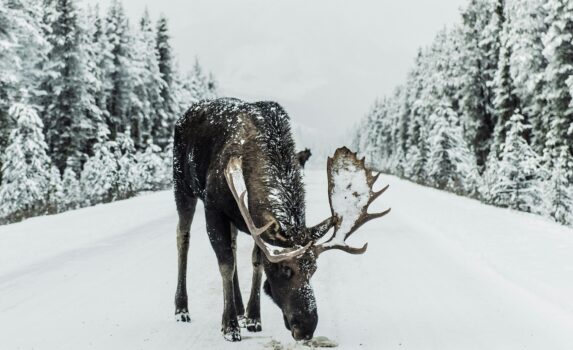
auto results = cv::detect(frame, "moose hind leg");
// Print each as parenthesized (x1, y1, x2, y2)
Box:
(206, 209, 241, 342)
(245, 244, 263, 332)
(174, 194, 197, 322)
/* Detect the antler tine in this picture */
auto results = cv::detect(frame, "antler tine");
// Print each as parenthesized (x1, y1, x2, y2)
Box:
(314, 242, 368, 255)
(352, 207, 392, 233)
(369, 171, 381, 187)
(368, 184, 390, 206)
(224, 157, 309, 263)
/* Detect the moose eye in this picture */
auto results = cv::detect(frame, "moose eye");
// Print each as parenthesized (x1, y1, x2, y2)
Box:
(281, 266, 293, 279)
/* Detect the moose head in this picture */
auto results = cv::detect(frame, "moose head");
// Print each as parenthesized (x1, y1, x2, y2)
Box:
(224, 147, 390, 340)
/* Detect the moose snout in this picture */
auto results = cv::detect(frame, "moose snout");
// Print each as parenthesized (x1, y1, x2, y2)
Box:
(291, 324, 313, 341)
(285, 311, 317, 341)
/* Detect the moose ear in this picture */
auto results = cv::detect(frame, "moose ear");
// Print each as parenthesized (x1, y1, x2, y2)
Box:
(262, 212, 289, 242)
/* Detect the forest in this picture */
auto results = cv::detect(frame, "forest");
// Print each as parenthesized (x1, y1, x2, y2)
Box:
(0, 0, 217, 224)
(354, 0, 573, 225)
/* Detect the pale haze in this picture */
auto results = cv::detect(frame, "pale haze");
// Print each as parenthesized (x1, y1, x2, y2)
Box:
(86, 0, 466, 146)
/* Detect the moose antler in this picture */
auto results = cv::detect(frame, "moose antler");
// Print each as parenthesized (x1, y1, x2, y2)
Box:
(314, 147, 390, 255)
(224, 157, 310, 263)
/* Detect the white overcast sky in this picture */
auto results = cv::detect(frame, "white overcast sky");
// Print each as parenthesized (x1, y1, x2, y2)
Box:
(86, 0, 466, 142)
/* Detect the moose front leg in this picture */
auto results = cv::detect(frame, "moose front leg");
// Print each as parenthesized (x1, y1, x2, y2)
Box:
(245, 244, 263, 332)
(206, 209, 241, 342)
(230, 224, 246, 325)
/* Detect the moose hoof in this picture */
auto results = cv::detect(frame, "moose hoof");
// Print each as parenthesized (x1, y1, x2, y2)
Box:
(175, 310, 191, 322)
(246, 318, 262, 332)
(237, 315, 246, 328)
(222, 327, 241, 342)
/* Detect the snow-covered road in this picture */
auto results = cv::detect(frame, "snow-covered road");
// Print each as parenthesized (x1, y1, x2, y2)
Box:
(2, 169, 573, 350)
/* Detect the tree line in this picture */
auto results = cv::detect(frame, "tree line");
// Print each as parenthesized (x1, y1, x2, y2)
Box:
(354, 0, 573, 225)
(0, 0, 217, 224)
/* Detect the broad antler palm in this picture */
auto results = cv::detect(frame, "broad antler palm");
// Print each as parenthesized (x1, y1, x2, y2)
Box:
(314, 147, 391, 255)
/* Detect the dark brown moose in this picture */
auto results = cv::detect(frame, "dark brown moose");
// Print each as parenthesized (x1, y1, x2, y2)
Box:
(172, 98, 390, 342)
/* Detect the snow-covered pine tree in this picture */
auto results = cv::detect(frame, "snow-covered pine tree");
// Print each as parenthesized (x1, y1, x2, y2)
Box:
(544, 146, 573, 225)
(0, 103, 53, 222)
(428, 105, 480, 195)
(485, 113, 542, 211)
(115, 129, 138, 199)
(154, 13, 175, 148)
(542, 0, 573, 155)
(403, 50, 430, 183)
(39, 0, 101, 172)
(507, 0, 548, 153)
(388, 87, 407, 177)
(129, 9, 165, 150)
(492, 12, 521, 156)
(105, 0, 133, 140)
(459, 0, 501, 169)
(88, 4, 114, 135)
(357, 99, 384, 167)
(189, 57, 209, 102)
(61, 166, 81, 210)
(0, 0, 48, 172)
(47, 165, 64, 214)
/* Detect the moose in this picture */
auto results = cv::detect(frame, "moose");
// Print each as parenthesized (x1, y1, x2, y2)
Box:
(172, 98, 390, 342)
(296, 148, 312, 168)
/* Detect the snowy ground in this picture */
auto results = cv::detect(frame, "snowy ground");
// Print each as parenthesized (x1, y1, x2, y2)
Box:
(2, 169, 573, 350)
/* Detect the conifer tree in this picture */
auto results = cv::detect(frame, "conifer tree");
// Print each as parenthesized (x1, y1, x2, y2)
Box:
(40, 0, 101, 172)
(105, 0, 133, 139)
(492, 14, 521, 155)
(428, 105, 479, 194)
(0, 0, 48, 171)
(542, 0, 573, 156)
(0, 103, 53, 222)
(153, 13, 175, 147)
(545, 146, 573, 224)
(129, 9, 164, 149)
(61, 166, 81, 210)
(459, 0, 502, 169)
(115, 129, 138, 199)
(507, 0, 548, 153)
(47, 165, 64, 214)
(485, 114, 542, 211)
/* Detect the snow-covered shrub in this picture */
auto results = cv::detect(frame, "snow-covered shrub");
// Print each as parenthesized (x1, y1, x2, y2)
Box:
(136, 142, 171, 191)
(115, 131, 138, 200)
(61, 167, 82, 211)
(80, 135, 118, 206)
